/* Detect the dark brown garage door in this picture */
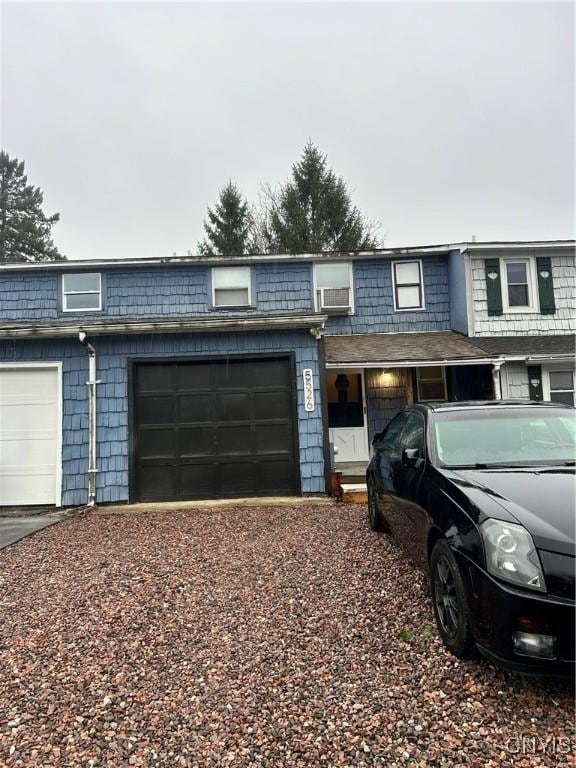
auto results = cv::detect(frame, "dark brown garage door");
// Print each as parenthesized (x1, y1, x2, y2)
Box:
(131, 357, 300, 501)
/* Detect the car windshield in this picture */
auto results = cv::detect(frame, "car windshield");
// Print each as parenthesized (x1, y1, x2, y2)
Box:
(433, 407, 576, 468)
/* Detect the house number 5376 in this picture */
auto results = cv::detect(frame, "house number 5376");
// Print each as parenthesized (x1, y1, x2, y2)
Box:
(302, 368, 315, 412)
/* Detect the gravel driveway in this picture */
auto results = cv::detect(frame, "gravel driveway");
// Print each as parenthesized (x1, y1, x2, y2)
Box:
(0, 504, 573, 767)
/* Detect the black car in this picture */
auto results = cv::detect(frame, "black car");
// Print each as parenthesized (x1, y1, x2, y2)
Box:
(366, 400, 575, 675)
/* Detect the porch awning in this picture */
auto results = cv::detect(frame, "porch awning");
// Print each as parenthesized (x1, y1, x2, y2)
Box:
(325, 331, 497, 368)
(473, 334, 575, 361)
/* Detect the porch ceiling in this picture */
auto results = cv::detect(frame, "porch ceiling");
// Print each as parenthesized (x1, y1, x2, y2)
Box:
(324, 331, 494, 367)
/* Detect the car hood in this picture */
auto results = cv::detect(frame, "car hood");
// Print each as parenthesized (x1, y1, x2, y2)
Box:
(446, 467, 575, 556)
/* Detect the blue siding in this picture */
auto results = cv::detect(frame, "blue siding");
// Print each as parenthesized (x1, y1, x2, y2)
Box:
(0, 331, 325, 506)
(364, 368, 407, 441)
(448, 249, 468, 334)
(0, 256, 451, 332)
(324, 256, 450, 335)
(0, 263, 315, 321)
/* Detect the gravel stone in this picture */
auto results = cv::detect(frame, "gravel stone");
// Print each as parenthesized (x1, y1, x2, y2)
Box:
(0, 504, 573, 766)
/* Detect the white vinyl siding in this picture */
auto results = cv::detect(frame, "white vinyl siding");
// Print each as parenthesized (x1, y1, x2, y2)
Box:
(212, 267, 252, 307)
(62, 273, 102, 312)
(393, 261, 425, 311)
(469, 249, 576, 336)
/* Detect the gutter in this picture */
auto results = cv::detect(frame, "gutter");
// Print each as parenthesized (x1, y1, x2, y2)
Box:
(326, 356, 503, 369)
(78, 332, 99, 507)
(0, 313, 329, 340)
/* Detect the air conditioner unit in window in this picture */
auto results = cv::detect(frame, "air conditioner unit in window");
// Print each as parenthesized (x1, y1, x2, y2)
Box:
(318, 287, 351, 312)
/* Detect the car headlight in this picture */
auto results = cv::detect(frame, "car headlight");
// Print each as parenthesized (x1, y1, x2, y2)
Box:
(481, 519, 546, 593)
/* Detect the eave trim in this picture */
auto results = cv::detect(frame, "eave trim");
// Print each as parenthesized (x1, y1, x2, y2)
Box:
(0, 313, 328, 339)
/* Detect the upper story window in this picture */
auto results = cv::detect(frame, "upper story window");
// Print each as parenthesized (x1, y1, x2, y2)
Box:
(62, 273, 102, 312)
(485, 255, 555, 316)
(502, 258, 537, 312)
(212, 266, 251, 307)
(392, 260, 424, 311)
(314, 262, 353, 313)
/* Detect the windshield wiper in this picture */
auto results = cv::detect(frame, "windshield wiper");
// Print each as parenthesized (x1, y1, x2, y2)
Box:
(447, 462, 540, 470)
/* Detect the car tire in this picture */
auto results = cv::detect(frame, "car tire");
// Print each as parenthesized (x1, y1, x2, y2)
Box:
(367, 475, 386, 532)
(430, 539, 475, 659)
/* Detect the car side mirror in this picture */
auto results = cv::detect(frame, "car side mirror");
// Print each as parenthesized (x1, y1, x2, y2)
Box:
(371, 431, 384, 447)
(402, 447, 420, 466)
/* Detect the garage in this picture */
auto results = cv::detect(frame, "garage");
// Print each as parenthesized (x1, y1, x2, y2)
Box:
(131, 356, 300, 501)
(0, 365, 61, 506)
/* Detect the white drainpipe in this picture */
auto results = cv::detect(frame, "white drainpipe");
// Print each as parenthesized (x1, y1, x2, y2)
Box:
(492, 361, 503, 400)
(78, 331, 99, 506)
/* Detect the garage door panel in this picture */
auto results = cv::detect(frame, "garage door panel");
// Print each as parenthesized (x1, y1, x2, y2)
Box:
(0, 368, 58, 398)
(138, 429, 176, 458)
(179, 394, 212, 423)
(255, 423, 290, 453)
(257, 459, 294, 493)
(137, 365, 175, 393)
(133, 358, 298, 502)
(216, 425, 252, 454)
(220, 461, 255, 495)
(250, 360, 290, 387)
(2, 438, 57, 467)
(216, 392, 250, 421)
(180, 463, 218, 497)
(179, 427, 214, 457)
(2, 405, 57, 434)
(0, 472, 57, 506)
(212, 363, 253, 389)
(137, 464, 177, 501)
(0, 367, 59, 506)
(138, 395, 175, 425)
(254, 391, 291, 420)
(178, 364, 211, 390)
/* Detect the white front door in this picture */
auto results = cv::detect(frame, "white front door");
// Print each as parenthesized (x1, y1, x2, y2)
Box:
(326, 371, 369, 464)
(0, 366, 61, 505)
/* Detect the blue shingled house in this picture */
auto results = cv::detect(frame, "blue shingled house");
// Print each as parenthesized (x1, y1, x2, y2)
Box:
(0, 240, 573, 508)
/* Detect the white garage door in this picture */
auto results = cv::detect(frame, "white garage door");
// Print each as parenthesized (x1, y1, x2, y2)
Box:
(0, 366, 60, 506)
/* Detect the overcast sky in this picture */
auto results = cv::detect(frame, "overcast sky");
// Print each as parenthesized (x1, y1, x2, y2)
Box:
(2, 1, 574, 259)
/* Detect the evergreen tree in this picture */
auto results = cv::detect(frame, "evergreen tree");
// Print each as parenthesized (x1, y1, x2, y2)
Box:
(0, 151, 64, 262)
(261, 142, 380, 253)
(198, 181, 252, 256)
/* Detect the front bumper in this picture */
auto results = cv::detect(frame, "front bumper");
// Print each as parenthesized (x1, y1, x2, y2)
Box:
(456, 554, 575, 676)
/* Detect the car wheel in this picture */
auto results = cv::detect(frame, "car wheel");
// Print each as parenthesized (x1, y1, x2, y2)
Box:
(367, 475, 386, 532)
(430, 539, 475, 658)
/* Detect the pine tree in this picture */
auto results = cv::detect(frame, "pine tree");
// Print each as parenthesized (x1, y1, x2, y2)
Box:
(261, 142, 380, 253)
(198, 181, 252, 256)
(0, 151, 64, 262)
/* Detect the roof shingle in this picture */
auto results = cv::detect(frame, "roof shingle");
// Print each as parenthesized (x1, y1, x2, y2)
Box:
(324, 331, 492, 365)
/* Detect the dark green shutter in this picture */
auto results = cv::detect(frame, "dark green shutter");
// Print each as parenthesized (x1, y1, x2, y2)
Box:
(527, 365, 543, 401)
(536, 256, 556, 315)
(485, 259, 503, 316)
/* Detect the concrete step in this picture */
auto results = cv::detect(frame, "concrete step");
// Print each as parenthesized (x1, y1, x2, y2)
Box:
(341, 483, 368, 504)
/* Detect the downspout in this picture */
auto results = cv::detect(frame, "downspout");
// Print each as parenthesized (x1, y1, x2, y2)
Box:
(78, 331, 99, 506)
(492, 360, 503, 400)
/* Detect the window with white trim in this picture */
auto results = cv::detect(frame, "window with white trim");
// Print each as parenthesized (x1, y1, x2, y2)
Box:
(417, 366, 447, 402)
(546, 369, 575, 406)
(212, 266, 251, 307)
(502, 258, 537, 312)
(393, 261, 424, 310)
(314, 262, 353, 312)
(62, 273, 102, 311)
